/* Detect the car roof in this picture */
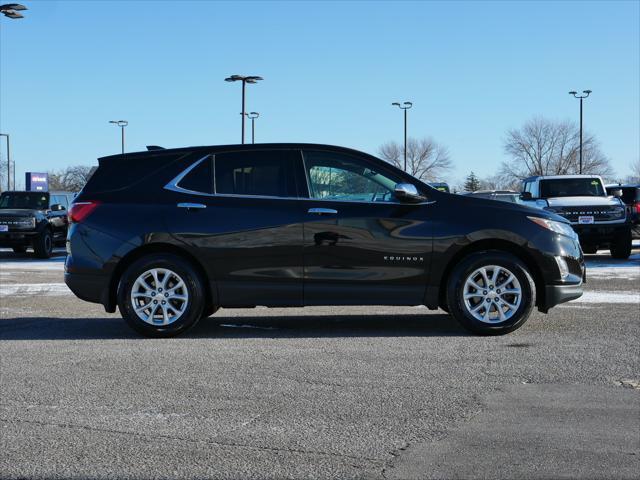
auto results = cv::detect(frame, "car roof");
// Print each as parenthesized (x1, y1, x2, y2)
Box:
(470, 190, 518, 194)
(523, 174, 603, 181)
(98, 143, 376, 162)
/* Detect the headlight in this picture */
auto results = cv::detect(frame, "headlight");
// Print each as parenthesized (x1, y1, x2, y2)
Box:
(528, 216, 577, 238)
(612, 207, 625, 218)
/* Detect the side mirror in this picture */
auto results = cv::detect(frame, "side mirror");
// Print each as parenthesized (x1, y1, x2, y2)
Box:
(611, 189, 622, 198)
(520, 191, 533, 201)
(394, 183, 424, 202)
(50, 204, 65, 211)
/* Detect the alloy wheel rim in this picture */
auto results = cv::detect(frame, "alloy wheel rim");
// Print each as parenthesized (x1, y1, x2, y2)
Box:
(130, 268, 189, 325)
(462, 265, 522, 324)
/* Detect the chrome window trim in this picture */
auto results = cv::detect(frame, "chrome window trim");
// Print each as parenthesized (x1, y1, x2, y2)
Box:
(164, 155, 213, 195)
(164, 152, 435, 205)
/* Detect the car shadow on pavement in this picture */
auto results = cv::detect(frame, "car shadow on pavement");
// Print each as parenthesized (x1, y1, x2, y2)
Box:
(0, 313, 468, 340)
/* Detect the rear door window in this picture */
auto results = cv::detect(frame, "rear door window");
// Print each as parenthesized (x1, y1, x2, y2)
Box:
(214, 150, 298, 198)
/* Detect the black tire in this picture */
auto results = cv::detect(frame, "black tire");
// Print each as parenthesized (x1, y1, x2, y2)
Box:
(446, 251, 536, 335)
(117, 253, 206, 338)
(12, 246, 27, 254)
(582, 245, 598, 254)
(610, 230, 632, 259)
(33, 229, 53, 259)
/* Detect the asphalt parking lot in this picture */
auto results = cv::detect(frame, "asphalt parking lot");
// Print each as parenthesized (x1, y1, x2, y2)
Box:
(1, 247, 639, 479)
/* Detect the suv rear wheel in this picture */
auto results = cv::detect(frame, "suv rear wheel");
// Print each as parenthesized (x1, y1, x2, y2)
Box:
(446, 251, 536, 335)
(610, 230, 632, 259)
(117, 254, 205, 337)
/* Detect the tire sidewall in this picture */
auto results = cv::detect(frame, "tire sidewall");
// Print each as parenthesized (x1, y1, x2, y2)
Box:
(117, 254, 205, 337)
(34, 229, 52, 258)
(447, 251, 536, 335)
(610, 230, 631, 259)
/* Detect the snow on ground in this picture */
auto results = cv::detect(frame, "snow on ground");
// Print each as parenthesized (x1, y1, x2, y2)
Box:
(0, 283, 71, 297)
(575, 290, 640, 304)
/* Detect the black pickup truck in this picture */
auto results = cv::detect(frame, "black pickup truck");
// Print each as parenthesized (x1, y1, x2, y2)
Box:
(0, 191, 76, 258)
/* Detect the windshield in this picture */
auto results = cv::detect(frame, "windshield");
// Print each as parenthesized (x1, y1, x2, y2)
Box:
(539, 178, 605, 198)
(0, 192, 49, 210)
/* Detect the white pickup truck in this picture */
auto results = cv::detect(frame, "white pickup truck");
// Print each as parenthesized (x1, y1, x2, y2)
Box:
(521, 175, 631, 258)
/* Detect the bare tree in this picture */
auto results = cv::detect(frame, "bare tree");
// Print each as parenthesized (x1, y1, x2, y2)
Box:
(501, 117, 613, 181)
(0, 159, 6, 192)
(629, 158, 640, 183)
(379, 137, 452, 181)
(48, 165, 94, 191)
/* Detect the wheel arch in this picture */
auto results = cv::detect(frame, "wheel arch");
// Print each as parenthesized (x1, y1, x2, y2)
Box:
(105, 243, 216, 314)
(435, 239, 545, 312)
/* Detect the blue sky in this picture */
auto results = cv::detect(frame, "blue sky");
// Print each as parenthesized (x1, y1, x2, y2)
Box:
(1, 0, 638, 186)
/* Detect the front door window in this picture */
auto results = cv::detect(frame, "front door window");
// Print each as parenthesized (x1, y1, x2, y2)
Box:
(304, 150, 402, 203)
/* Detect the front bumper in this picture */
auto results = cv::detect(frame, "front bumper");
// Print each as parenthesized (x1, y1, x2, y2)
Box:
(572, 223, 629, 245)
(542, 283, 583, 312)
(0, 231, 40, 247)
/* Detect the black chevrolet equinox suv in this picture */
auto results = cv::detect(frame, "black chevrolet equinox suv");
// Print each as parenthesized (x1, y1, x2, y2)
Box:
(65, 144, 585, 337)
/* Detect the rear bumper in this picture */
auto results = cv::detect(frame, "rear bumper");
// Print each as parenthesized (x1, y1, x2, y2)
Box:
(64, 272, 111, 308)
(541, 283, 583, 312)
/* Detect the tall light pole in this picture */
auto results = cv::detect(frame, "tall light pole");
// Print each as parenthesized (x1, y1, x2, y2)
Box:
(225, 75, 263, 144)
(569, 90, 592, 174)
(0, 3, 28, 19)
(0, 133, 10, 191)
(392, 101, 413, 172)
(246, 112, 259, 144)
(109, 120, 128, 154)
(0, 4, 27, 190)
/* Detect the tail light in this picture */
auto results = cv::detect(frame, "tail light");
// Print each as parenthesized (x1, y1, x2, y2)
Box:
(68, 201, 100, 223)
(635, 202, 640, 214)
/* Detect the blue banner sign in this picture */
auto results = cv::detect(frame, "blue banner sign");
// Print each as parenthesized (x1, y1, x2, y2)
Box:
(25, 172, 49, 192)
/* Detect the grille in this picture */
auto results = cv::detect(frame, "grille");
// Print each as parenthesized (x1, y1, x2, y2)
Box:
(555, 206, 625, 223)
(0, 216, 35, 230)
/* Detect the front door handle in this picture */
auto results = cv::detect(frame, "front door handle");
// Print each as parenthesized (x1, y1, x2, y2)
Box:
(177, 202, 206, 210)
(308, 208, 338, 215)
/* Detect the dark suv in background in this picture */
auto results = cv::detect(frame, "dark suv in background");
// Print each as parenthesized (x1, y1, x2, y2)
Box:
(65, 144, 584, 337)
(0, 190, 75, 258)
(606, 184, 640, 240)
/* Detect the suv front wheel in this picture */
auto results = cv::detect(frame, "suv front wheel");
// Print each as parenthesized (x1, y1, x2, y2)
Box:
(446, 251, 536, 335)
(117, 254, 206, 337)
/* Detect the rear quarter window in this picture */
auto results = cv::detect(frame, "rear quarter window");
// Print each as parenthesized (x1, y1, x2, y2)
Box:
(177, 156, 213, 194)
(83, 152, 188, 194)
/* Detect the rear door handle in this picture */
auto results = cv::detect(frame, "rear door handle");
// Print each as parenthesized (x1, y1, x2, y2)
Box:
(177, 202, 206, 210)
(308, 208, 338, 215)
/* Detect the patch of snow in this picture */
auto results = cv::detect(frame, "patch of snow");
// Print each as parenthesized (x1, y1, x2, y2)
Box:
(0, 283, 71, 297)
(574, 290, 640, 304)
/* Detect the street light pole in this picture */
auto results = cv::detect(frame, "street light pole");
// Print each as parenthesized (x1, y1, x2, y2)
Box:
(109, 120, 128, 154)
(225, 75, 263, 144)
(0, 133, 10, 191)
(0, 4, 27, 191)
(392, 102, 413, 172)
(246, 112, 259, 144)
(568, 90, 592, 174)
